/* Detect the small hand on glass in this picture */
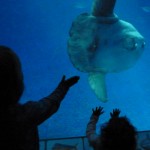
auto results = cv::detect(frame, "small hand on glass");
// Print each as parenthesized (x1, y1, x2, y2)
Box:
(110, 108, 120, 118)
(92, 106, 104, 117)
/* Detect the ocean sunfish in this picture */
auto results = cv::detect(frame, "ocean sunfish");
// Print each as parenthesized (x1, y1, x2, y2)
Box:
(67, 0, 145, 102)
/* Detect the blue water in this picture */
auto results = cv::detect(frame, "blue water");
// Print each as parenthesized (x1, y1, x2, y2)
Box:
(0, 0, 150, 139)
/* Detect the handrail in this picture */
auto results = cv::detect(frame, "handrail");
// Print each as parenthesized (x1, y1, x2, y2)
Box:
(39, 130, 150, 150)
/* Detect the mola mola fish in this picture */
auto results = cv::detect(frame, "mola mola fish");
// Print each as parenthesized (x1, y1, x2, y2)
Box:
(67, 0, 145, 102)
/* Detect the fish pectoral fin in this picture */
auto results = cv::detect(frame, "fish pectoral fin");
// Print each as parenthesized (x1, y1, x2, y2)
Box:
(88, 73, 108, 102)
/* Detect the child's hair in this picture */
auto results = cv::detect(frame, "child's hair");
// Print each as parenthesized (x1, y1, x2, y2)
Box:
(100, 116, 137, 150)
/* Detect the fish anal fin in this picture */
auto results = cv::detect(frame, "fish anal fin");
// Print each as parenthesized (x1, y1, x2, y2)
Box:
(88, 72, 108, 102)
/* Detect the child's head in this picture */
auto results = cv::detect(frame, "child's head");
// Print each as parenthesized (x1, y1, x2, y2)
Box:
(0, 46, 24, 106)
(100, 116, 137, 150)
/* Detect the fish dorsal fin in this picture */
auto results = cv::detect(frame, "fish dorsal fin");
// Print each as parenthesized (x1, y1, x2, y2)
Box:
(91, 0, 116, 17)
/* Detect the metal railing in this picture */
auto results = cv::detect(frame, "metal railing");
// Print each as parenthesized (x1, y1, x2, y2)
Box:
(40, 130, 150, 150)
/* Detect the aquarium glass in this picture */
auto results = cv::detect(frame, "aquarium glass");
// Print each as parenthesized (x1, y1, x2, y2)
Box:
(0, 0, 149, 139)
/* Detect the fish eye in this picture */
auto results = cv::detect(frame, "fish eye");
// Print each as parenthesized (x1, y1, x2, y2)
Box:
(123, 38, 137, 50)
(142, 42, 146, 48)
(134, 43, 138, 49)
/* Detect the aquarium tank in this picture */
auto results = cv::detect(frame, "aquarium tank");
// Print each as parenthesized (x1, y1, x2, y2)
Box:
(0, 0, 150, 147)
